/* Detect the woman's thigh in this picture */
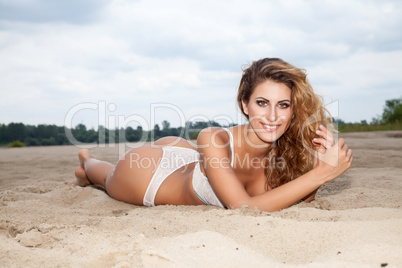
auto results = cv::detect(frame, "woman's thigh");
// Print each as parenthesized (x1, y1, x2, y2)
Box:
(105, 145, 163, 205)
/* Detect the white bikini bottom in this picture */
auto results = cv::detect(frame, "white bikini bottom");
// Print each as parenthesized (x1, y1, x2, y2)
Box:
(142, 146, 224, 208)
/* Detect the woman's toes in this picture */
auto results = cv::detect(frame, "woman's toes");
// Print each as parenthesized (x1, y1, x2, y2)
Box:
(78, 149, 91, 168)
(67, 166, 91, 187)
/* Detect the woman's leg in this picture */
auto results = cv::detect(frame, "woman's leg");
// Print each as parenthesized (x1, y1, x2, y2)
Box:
(69, 149, 114, 189)
(69, 138, 196, 205)
(69, 146, 163, 206)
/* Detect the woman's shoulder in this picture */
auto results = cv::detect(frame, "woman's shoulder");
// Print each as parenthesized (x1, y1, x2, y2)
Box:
(197, 127, 227, 145)
(197, 125, 244, 148)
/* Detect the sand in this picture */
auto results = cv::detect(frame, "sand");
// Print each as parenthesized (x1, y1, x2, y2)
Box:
(0, 131, 401, 267)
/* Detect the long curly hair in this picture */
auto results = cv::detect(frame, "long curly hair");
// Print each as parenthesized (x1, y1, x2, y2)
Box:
(237, 58, 333, 189)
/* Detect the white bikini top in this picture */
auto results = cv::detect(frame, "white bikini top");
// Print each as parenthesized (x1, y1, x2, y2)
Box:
(222, 128, 234, 167)
(191, 128, 234, 208)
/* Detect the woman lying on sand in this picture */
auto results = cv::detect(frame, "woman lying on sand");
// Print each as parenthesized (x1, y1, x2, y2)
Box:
(69, 58, 353, 212)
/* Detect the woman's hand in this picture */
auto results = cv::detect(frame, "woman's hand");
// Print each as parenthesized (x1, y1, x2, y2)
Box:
(312, 125, 353, 183)
(313, 125, 335, 149)
(312, 125, 334, 168)
(303, 125, 335, 202)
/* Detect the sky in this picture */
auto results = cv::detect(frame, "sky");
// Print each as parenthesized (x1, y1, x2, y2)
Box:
(0, 0, 401, 130)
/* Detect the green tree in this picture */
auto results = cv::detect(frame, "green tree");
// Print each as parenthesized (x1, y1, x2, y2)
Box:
(136, 126, 144, 140)
(36, 124, 58, 139)
(98, 125, 108, 144)
(25, 137, 40, 146)
(152, 124, 161, 140)
(125, 126, 136, 142)
(162, 120, 170, 130)
(7, 122, 26, 142)
(73, 124, 88, 142)
(382, 97, 402, 123)
(0, 124, 7, 143)
(41, 137, 57, 146)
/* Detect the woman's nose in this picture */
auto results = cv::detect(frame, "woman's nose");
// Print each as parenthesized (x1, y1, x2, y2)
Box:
(267, 106, 277, 122)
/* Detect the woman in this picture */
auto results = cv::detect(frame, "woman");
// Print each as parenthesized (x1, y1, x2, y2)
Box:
(69, 58, 353, 212)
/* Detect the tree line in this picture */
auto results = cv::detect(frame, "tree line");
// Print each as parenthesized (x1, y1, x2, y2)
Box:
(1, 97, 400, 147)
(0, 120, 232, 147)
(333, 97, 401, 132)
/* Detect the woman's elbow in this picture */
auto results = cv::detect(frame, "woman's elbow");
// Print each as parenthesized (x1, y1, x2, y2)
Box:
(226, 197, 253, 210)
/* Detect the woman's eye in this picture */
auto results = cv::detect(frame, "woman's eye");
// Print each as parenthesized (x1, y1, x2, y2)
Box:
(257, 100, 268, 107)
(278, 103, 290, 109)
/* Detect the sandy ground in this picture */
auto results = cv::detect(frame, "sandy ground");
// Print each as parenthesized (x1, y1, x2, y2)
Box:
(0, 131, 401, 267)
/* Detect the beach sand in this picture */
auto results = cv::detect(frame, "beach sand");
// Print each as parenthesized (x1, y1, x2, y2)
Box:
(1, 131, 401, 267)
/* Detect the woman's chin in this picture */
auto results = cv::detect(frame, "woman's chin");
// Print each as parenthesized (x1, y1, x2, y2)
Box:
(256, 131, 284, 144)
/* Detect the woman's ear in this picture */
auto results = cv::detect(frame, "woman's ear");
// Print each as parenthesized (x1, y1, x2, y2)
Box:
(241, 100, 249, 115)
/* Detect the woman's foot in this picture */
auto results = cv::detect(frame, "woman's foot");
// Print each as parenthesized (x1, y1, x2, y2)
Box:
(66, 166, 92, 186)
(78, 149, 91, 168)
(67, 149, 93, 187)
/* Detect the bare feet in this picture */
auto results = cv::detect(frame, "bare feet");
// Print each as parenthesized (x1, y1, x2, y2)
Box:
(66, 166, 92, 186)
(66, 149, 93, 187)
(78, 149, 91, 168)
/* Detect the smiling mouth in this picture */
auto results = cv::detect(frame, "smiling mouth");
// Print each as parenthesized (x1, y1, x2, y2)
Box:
(262, 123, 280, 132)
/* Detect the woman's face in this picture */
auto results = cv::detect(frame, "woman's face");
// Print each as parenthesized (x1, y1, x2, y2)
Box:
(242, 80, 293, 144)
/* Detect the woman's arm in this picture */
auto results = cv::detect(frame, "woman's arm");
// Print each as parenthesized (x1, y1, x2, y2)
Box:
(302, 189, 318, 203)
(197, 127, 353, 212)
(303, 125, 336, 203)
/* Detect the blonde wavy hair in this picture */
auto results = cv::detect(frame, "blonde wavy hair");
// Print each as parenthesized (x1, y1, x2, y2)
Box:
(237, 58, 333, 189)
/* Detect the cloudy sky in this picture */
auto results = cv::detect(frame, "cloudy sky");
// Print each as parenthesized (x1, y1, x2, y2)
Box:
(0, 0, 401, 130)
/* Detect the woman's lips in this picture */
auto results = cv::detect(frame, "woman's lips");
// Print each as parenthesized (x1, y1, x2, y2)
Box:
(262, 123, 280, 132)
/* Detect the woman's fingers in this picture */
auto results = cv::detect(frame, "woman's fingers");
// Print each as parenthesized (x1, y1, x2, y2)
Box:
(347, 148, 353, 161)
(313, 138, 331, 149)
(342, 143, 349, 152)
(337, 139, 353, 166)
(316, 137, 353, 183)
(347, 148, 353, 157)
(316, 125, 335, 146)
(314, 136, 344, 150)
(337, 138, 345, 148)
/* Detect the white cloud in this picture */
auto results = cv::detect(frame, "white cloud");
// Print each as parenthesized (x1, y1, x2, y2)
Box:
(0, 0, 401, 128)
(308, 50, 402, 122)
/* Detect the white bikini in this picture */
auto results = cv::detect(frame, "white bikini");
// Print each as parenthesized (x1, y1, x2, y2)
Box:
(143, 128, 234, 208)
